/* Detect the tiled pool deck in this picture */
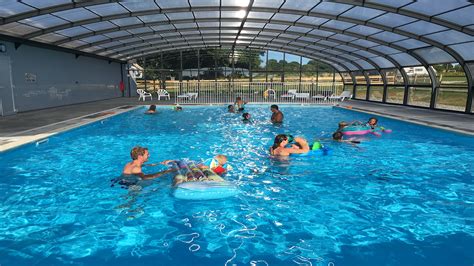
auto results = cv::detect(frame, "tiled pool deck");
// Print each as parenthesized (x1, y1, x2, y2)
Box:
(0, 98, 473, 152)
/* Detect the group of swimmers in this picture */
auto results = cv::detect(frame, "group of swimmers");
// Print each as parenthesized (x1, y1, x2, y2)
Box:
(122, 98, 383, 187)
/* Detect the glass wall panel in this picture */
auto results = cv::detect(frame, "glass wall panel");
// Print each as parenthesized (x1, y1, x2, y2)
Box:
(353, 71, 366, 85)
(369, 86, 384, 102)
(318, 62, 334, 84)
(285, 53, 301, 72)
(267, 72, 283, 82)
(432, 63, 468, 111)
(403, 66, 431, 85)
(182, 50, 199, 80)
(355, 86, 367, 99)
(386, 86, 405, 104)
(408, 87, 431, 107)
(267, 51, 284, 71)
(285, 72, 300, 82)
(258, 50, 267, 71)
(252, 72, 267, 82)
(341, 72, 353, 84)
(382, 69, 404, 85)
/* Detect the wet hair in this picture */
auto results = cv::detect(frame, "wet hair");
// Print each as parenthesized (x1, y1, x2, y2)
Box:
(228, 105, 234, 109)
(368, 117, 378, 124)
(338, 121, 348, 128)
(130, 146, 148, 160)
(271, 104, 279, 110)
(176, 106, 182, 111)
(332, 131, 343, 140)
(242, 113, 250, 119)
(272, 134, 288, 150)
(148, 105, 156, 111)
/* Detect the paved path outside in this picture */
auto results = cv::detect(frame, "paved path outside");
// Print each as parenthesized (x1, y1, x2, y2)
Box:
(1, 97, 473, 152)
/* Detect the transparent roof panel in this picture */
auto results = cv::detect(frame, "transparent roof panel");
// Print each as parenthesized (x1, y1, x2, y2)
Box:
(31, 33, 64, 43)
(193, 11, 220, 19)
(330, 34, 358, 42)
(369, 13, 417, 28)
(86, 3, 128, 16)
(297, 16, 329, 26)
(390, 53, 420, 66)
(370, 45, 400, 55)
(308, 29, 334, 38)
(253, 0, 284, 8)
(311, 2, 353, 16)
(221, 0, 250, 7)
(425, 30, 474, 45)
(272, 13, 302, 22)
(245, 22, 266, 28)
(0, 2, 35, 17)
(110, 17, 142, 27)
(335, 45, 359, 52)
(189, 0, 219, 7)
(340, 7, 386, 21)
(281, 0, 320, 11)
(346, 25, 382, 36)
(151, 24, 175, 31)
(174, 22, 198, 29)
(371, 56, 395, 68)
(157, 0, 190, 9)
(247, 11, 274, 20)
(397, 21, 447, 35)
(21, 15, 67, 29)
(127, 27, 154, 35)
(81, 35, 109, 44)
(104, 30, 131, 39)
(53, 8, 98, 22)
(371, 31, 407, 43)
(392, 38, 429, 50)
(354, 59, 376, 70)
(222, 21, 242, 27)
(436, 5, 474, 26)
(167, 12, 194, 20)
(83, 21, 117, 32)
(323, 20, 355, 31)
(365, 0, 414, 8)
(121, 1, 160, 12)
(265, 24, 289, 31)
(352, 39, 379, 48)
(287, 26, 311, 34)
(401, 0, 470, 16)
(138, 14, 168, 23)
(353, 50, 378, 58)
(21, 0, 70, 9)
(197, 22, 220, 28)
(413, 47, 456, 64)
(0, 22, 39, 36)
(449, 42, 474, 61)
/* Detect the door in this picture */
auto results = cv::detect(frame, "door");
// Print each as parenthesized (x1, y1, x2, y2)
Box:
(0, 55, 16, 116)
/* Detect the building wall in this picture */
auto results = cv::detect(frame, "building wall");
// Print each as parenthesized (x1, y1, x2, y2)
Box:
(1, 40, 124, 113)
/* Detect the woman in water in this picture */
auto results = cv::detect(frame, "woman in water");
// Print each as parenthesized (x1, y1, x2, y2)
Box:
(270, 134, 310, 156)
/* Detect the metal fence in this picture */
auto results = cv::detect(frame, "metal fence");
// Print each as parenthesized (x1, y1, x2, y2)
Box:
(166, 81, 345, 104)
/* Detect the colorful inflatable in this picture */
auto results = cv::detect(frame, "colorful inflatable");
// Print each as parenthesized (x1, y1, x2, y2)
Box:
(291, 141, 331, 157)
(341, 122, 392, 136)
(171, 160, 239, 200)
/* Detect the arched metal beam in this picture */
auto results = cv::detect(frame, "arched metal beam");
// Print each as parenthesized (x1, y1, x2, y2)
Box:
(15, 5, 466, 69)
(104, 33, 381, 71)
(120, 40, 368, 72)
(88, 26, 402, 71)
(0, 0, 120, 25)
(123, 42, 352, 73)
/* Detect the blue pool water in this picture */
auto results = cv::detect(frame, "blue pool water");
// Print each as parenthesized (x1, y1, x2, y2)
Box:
(0, 105, 473, 266)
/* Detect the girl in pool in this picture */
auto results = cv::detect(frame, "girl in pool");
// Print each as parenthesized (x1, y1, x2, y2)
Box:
(270, 134, 310, 156)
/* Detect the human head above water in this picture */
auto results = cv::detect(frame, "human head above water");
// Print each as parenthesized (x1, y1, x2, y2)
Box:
(271, 104, 279, 112)
(338, 121, 348, 129)
(368, 117, 378, 125)
(242, 113, 251, 119)
(148, 105, 156, 111)
(228, 105, 234, 111)
(130, 146, 149, 161)
(332, 131, 343, 140)
(272, 134, 288, 149)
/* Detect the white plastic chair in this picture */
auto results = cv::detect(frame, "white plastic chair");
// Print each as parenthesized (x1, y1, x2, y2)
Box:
(263, 89, 276, 99)
(137, 89, 152, 101)
(177, 92, 198, 100)
(157, 89, 171, 100)
(281, 89, 297, 99)
(328, 91, 352, 101)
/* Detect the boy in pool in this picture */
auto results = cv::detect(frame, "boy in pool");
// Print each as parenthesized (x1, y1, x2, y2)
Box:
(332, 131, 361, 144)
(366, 117, 378, 129)
(228, 105, 235, 113)
(242, 112, 252, 123)
(234, 97, 247, 111)
(145, 105, 157, 114)
(203, 155, 233, 176)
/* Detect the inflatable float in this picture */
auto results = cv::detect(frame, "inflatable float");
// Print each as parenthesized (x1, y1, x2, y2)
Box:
(341, 121, 392, 136)
(171, 160, 239, 200)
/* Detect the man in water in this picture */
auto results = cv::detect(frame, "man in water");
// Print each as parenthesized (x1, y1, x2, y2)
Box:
(122, 146, 174, 179)
(270, 105, 283, 123)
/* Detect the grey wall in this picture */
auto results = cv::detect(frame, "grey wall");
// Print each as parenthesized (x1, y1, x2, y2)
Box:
(1, 40, 124, 113)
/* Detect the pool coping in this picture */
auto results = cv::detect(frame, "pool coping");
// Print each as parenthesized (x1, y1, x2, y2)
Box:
(0, 105, 141, 153)
(335, 104, 474, 136)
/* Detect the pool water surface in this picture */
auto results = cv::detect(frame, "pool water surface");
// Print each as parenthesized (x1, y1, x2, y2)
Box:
(0, 105, 473, 266)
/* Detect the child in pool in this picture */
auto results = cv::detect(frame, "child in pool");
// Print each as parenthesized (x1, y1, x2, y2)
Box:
(366, 117, 378, 129)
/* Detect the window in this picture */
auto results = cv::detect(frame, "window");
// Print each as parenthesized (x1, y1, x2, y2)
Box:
(433, 64, 468, 112)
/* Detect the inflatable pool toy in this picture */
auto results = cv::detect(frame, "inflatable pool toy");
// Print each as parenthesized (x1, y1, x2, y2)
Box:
(171, 160, 238, 200)
(173, 181, 239, 200)
(341, 122, 372, 136)
(292, 141, 331, 157)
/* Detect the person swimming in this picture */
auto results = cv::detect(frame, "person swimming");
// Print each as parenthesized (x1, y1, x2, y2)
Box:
(228, 105, 235, 113)
(270, 105, 283, 123)
(332, 131, 361, 144)
(242, 112, 252, 123)
(145, 104, 157, 114)
(366, 117, 378, 129)
(270, 134, 309, 156)
(234, 97, 247, 111)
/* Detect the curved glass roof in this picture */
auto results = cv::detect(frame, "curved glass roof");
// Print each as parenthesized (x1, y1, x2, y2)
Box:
(1, 0, 473, 72)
